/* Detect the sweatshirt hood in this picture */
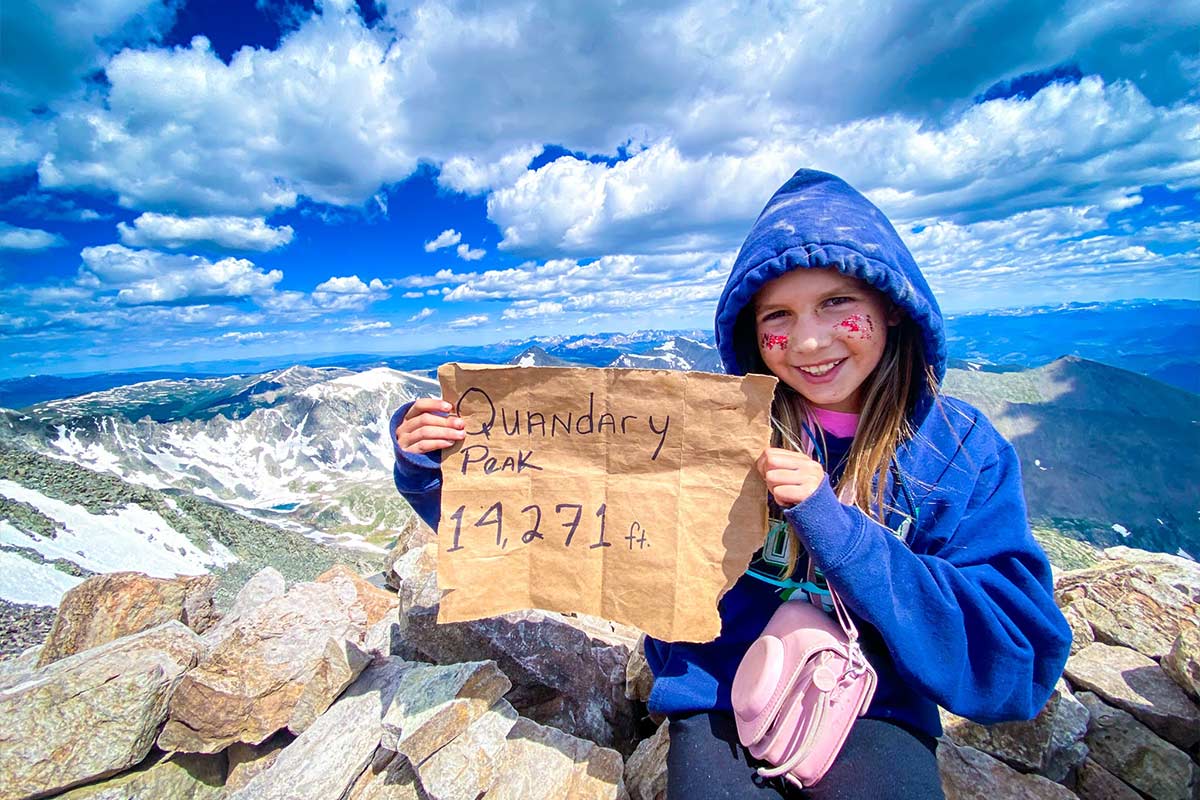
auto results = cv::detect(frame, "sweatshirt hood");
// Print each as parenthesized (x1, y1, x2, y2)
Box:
(714, 169, 946, 423)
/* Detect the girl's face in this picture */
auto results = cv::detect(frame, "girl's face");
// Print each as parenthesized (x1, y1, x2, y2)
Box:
(754, 268, 898, 413)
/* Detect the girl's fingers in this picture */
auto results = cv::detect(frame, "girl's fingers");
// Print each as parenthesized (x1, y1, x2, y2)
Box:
(401, 412, 465, 432)
(405, 397, 455, 419)
(409, 438, 458, 453)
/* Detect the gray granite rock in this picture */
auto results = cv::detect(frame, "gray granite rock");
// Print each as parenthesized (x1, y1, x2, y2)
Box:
(159, 575, 372, 753)
(1065, 641, 1200, 749)
(1076, 691, 1199, 800)
(0, 621, 203, 800)
(936, 740, 1076, 799)
(380, 659, 511, 765)
(1074, 757, 1142, 800)
(229, 657, 416, 800)
(413, 698, 519, 800)
(625, 722, 669, 800)
(939, 678, 1089, 781)
(487, 715, 625, 799)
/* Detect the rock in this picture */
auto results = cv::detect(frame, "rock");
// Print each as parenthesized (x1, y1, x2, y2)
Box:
(203, 566, 286, 644)
(399, 597, 640, 753)
(936, 740, 1076, 799)
(1061, 601, 1094, 656)
(0, 644, 42, 690)
(37, 572, 218, 667)
(625, 722, 669, 800)
(345, 749, 422, 800)
(1055, 562, 1198, 659)
(1102, 546, 1200, 602)
(1065, 641, 1200, 749)
(50, 751, 226, 800)
(486, 715, 626, 799)
(381, 660, 512, 765)
(1074, 757, 1142, 800)
(1162, 626, 1200, 701)
(391, 542, 441, 613)
(1076, 691, 1199, 800)
(626, 634, 654, 703)
(316, 563, 399, 627)
(158, 578, 372, 753)
(224, 730, 293, 793)
(412, 699, 519, 800)
(939, 678, 1089, 781)
(229, 657, 415, 800)
(0, 621, 203, 800)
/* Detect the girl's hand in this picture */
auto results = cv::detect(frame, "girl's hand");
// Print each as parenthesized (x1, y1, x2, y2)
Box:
(756, 447, 826, 508)
(395, 397, 465, 454)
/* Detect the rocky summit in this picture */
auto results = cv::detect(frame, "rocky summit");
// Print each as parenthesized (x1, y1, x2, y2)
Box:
(0, 542, 1195, 799)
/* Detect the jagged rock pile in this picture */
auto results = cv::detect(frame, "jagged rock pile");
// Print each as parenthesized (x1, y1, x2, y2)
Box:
(0, 544, 1196, 799)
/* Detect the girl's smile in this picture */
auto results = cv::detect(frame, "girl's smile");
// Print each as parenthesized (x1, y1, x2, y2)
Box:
(754, 268, 898, 412)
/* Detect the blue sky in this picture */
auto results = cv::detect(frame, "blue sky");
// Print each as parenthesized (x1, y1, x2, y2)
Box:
(1, 0, 1198, 379)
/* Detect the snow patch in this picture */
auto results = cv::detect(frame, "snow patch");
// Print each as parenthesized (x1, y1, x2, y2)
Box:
(0, 481, 236, 589)
(1110, 523, 1130, 538)
(0, 549, 84, 606)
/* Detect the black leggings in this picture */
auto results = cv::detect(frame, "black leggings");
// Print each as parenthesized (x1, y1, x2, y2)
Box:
(665, 712, 945, 800)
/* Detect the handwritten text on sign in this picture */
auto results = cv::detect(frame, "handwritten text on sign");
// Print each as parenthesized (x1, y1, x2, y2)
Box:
(435, 363, 776, 643)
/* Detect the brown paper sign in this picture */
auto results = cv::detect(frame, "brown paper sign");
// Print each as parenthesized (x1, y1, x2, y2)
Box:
(435, 363, 778, 643)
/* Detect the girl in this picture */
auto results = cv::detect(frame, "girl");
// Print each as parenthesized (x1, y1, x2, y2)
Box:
(390, 169, 1072, 800)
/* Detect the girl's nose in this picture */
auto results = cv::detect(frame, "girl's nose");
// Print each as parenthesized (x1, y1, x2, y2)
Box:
(790, 317, 830, 352)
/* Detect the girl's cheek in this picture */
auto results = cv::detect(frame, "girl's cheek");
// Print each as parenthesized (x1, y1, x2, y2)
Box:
(760, 333, 788, 351)
(834, 313, 875, 340)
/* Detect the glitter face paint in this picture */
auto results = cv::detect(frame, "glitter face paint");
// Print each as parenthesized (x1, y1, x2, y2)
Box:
(761, 333, 788, 350)
(835, 313, 875, 339)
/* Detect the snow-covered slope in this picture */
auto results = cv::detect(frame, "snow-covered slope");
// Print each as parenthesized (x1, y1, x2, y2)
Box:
(0, 367, 437, 547)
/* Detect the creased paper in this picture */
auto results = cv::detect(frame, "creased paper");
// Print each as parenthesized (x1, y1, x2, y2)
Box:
(435, 363, 777, 642)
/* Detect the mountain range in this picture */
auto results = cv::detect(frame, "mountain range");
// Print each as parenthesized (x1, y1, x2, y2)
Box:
(0, 326, 1196, 610)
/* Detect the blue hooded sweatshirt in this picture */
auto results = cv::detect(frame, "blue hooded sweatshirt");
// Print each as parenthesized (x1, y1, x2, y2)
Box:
(642, 168, 1071, 737)
(387, 169, 1071, 739)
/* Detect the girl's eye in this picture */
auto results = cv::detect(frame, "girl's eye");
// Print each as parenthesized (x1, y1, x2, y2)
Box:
(760, 309, 786, 321)
(824, 296, 854, 308)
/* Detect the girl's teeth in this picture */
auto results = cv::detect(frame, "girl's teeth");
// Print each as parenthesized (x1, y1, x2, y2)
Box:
(800, 361, 840, 376)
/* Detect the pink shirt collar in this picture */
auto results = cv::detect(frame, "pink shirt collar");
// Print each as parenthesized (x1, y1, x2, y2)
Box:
(812, 407, 859, 438)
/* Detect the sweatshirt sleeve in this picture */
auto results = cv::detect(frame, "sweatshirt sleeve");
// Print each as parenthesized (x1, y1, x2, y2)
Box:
(389, 401, 443, 531)
(783, 436, 1071, 724)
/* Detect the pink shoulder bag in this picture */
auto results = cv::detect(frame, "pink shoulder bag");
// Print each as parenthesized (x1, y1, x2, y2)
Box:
(731, 582, 877, 789)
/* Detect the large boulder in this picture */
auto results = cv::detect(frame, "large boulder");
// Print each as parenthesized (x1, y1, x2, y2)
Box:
(381, 660, 512, 765)
(37, 572, 218, 667)
(939, 678, 1089, 781)
(1076, 691, 1199, 800)
(229, 657, 415, 800)
(1101, 546, 1200, 601)
(0, 621, 203, 800)
(158, 570, 373, 753)
(315, 563, 399, 627)
(486, 715, 625, 799)
(1065, 641, 1200, 749)
(392, 543, 641, 753)
(936, 740, 1076, 799)
(1055, 561, 1198, 659)
(412, 699, 520, 800)
(49, 752, 226, 800)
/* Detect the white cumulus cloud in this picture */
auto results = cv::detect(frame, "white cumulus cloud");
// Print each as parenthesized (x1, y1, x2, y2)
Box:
(424, 229, 462, 252)
(455, 242, 486, 261)
(78, 244, 283, 304)
(408, 307, 434, 322)
(448, 314, 489, 329)
(117, 213, 294, 251)
(0, 223, 66, 251)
